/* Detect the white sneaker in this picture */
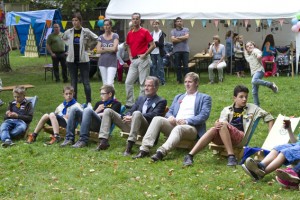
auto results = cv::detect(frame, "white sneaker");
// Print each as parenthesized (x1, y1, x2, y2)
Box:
(271, 82, 278, 93)
(87, 103, 93, 109)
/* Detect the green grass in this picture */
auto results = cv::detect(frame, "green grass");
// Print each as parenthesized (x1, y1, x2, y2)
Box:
(0, 50, 299, 199)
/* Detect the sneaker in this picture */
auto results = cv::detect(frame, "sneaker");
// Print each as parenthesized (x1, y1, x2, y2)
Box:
(271, 82, 278, 93)
(241, 157, 265, 181)
(276, 176, 299, 189)
(87, 103, 93, 109)
(72, 140, 87, 148)
(26, 133, 37, 144)
(60, 139, 74, 147)
(276, 168, 300, 183)
(151, 151, 164, 162)
(227, 156, 237, 167)
(183, 154, 194, 166)
(2, 139, 15, 148)
(45, 135, 61, 145)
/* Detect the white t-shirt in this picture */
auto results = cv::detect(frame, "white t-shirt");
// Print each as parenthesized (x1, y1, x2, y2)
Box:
(176, 92, 196, 120)
(151, 30, 161, 55)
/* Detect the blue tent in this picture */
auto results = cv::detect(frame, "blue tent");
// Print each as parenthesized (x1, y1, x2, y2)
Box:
(5, 9, 62, 54)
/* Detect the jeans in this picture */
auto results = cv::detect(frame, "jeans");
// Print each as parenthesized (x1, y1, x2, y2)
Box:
(67, 61, 91, 103)
(173, 52, 189, 83)
(52, 52, 68, 81)
(251, 71, 272, 106)
(66, 107, 101, 142)
(150, 54, 165, 84)
(0, 119, 27, 141)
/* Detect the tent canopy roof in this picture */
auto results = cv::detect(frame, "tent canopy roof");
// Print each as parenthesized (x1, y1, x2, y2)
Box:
(106, 0, 300, 20)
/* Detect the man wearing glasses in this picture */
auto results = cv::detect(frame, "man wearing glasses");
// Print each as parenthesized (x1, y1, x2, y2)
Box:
(125, 12, 156, 109)
(97, 76, 167, 153)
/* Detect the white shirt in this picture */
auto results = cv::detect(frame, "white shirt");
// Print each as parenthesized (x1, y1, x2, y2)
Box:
(176, 92, 196, 120)
(151, 30, 161, 55)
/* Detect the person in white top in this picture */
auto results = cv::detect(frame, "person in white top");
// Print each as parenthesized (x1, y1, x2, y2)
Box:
(150, 20, 166, 85)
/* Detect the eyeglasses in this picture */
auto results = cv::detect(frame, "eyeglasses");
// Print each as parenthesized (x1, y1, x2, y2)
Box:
(100, 92, 108, 96)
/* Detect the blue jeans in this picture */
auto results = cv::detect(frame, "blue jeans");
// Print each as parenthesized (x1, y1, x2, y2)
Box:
(66, 107, 101, 142)
(174, 52, 189, 83)
(251, 70, 272, 106)
(150, 54, 165, 84)
(0, 119, 27, 141)
(67, 61, 91, 103)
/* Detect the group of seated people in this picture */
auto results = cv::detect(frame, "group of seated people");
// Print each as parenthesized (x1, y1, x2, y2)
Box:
(1, 72, 299, 190)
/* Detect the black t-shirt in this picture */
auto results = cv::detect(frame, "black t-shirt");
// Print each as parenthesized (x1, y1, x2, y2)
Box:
(73, 28, 82, 62)
(229, 106, 244, 132)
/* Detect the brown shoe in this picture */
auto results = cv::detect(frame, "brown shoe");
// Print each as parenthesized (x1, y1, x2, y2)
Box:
(26, 133, 37, 144)
(95, 138, 110, 151)
(45, 135, 61, 145)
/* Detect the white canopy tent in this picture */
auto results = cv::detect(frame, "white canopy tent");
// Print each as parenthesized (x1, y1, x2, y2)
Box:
(106, 0, 300, 73)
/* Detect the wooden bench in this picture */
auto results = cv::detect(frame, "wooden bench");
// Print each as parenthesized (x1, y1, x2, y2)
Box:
(1, 84, 34, 91)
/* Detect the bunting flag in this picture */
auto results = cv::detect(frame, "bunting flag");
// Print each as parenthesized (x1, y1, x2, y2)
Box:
(201, 19, 207, 27)
(149, 20, 153, 25)
(226, 19, 231, 26)
(244, 19, 249, 27)
(232, 19, 237, 26)
(214, 19, 219, 28)
(255, 19, 261, 27)
(61, 21, 68, 29)
(89, 20, 96, 29)
(190, 19, 195, 27)
(30, 18, 36, 27)
(267, 19, 272, 27)
(46, 19, 52, 28)
(161, 19, 165, 26)
(15, 15, 21, 24)
(279, 19, 284, 27)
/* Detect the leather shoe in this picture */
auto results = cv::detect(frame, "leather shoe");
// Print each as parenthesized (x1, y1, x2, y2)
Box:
(151, 151, 164, 162)
(95, 138, 110, 151)
(123, 140, 134, 156)
(132, 150, 149, 159)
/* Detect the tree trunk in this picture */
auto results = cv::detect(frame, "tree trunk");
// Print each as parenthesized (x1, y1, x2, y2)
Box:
(0, 24, 12, 72)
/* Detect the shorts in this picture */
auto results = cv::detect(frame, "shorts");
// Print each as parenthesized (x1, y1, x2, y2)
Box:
(274, 143, 300, 164)
(211, 123, 244, 145)
(46, 114, 67, 128)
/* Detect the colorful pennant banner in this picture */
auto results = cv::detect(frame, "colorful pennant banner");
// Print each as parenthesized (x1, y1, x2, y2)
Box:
(190, 19, 195, 27)
(15, 15, 20, 24)
(161, 19, 165, 26)
(89, 20, 96, 29)
(255, 19, 261, 27)
(201, 19, 207, 28)
(61, 21, 67, 29)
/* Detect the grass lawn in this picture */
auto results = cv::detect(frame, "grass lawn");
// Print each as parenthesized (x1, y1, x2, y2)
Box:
(0, 50, 299, 199)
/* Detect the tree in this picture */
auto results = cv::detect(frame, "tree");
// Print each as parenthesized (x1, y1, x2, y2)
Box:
(0, 1, 12, 72)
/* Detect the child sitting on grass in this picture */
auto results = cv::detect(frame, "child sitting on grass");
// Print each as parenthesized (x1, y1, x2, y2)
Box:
(1, 86, 33, 147)
(27, 86, 82, 145)
(242, 118, 300, 189)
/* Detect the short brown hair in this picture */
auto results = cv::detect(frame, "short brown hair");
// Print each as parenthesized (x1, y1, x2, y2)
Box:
(63, 85, 75, 93)
(185, 72, 199, 86)
(13, 85, 26, 95)
(73, 13, 82, 22)
(101, 85, 115, 98)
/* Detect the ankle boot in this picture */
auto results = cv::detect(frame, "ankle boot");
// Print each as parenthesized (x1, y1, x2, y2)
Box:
(123, 140, 135, 156)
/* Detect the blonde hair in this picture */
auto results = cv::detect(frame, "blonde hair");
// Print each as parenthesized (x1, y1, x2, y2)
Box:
(13, 85, 26, 95)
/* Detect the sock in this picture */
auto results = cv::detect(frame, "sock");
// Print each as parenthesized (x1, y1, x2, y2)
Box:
(188, 153, 194, 157)
(258, 162, 266, 171)
(228, 154, 235, 158)
(54, 133, 60, 138)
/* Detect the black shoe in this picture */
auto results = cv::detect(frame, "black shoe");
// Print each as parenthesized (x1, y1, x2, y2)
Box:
(60, 139, 74, 147)
(227, 155, 237, 166)
(125, 105, 132, 109)
(151, 151, 164, 162)
(183, 154, 194, 166)
(95, 138, 110, 151)
(132, 150, 149, 159)
(123, 140, 134, 156)
(72, 140, 87, 148)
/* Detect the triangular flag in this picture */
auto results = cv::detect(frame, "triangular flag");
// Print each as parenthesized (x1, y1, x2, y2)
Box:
(30, 18, 36, 27)
(226, 20, 231, 26)
(214, 19, 219, 28)
(190, 19, 195, 27)
(244, 19, 249, 27)
(46, 20, 52, 28)
(201, 19, 207, 28)
(15, 15, 21, 24)
(61, 21, 67, 29)
(89, 20, 96, 29)
(149, 20, 153, 25)
(255, 19, 261, 27)
(267, 19, 272, 27)
(279, 19, 284, 27)
(233, 19, 237, 26)
(161, 19, 165, 26)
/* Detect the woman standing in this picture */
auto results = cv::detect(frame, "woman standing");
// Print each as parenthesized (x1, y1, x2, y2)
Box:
(234, 35, 246, 77)
(96, 19, 119, 87)
(208, 35, 226, 84)
(261, 34, 277, 76)
(244, 41, 278, 107)
(62, 13, 98, 106)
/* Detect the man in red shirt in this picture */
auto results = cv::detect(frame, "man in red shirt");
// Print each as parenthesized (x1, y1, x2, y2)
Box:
(125, 12, 155, 108)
